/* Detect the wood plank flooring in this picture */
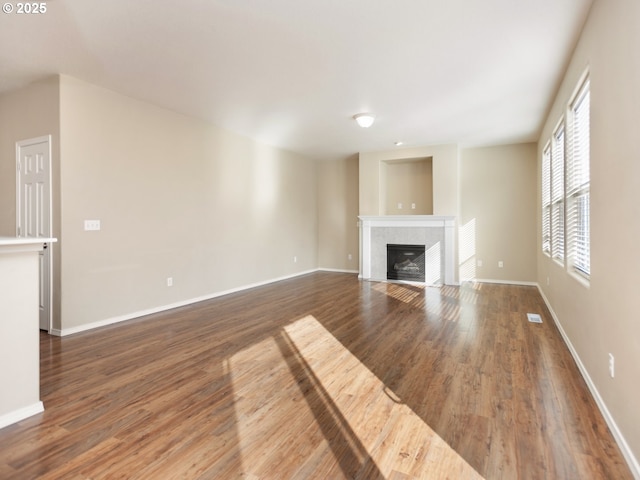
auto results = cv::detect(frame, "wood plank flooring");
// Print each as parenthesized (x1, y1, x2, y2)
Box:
(0, 272, 632, 479)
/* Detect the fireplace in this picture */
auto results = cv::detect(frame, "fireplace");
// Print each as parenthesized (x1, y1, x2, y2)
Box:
(387, 244, 426, 282)
(359, 215, 456, 285)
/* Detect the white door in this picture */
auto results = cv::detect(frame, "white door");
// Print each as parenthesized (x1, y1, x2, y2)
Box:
(16, 136, 52, 331)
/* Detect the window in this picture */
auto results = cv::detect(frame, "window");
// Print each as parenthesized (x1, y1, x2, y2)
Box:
(551, 122, 565, 263)
(567, 78, 590, 276)
(541, 144, 551, 255)
(540, 72, 590, 281)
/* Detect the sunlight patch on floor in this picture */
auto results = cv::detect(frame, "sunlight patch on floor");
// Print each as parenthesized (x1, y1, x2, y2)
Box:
(372, 281, 423, 304)
(228, 314, 484, 478)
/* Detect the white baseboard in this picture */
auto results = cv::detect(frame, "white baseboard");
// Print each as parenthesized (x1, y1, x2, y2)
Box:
(537, 285, 640, 479)
(463, 278, 538, 286)
(318, 268, 359, 274)
(55, 269, 319, 337)
(0, 401, 44, 430)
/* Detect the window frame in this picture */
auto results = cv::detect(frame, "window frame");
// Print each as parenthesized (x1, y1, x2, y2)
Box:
(541, 143, 551, 256)
(566, 76, 591, 279)
(550, 120, 566, 265)
(540, 70, 590, 285)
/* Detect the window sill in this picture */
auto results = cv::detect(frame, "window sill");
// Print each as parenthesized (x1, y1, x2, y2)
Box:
(570, 268, 590, 289)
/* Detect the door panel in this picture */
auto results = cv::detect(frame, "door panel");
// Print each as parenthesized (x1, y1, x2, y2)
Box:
(17, 136, 52, 331)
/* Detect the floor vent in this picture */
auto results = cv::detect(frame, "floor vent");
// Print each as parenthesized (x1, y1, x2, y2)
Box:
(527, 313, 543, 324)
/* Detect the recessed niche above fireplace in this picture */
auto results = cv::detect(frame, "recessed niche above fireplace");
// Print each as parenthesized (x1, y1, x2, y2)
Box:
(381, 157, 433, 215)
(387, 244, 426, 282)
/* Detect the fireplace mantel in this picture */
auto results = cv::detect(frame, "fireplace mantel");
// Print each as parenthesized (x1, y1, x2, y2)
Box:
(358, 215, 456, 285)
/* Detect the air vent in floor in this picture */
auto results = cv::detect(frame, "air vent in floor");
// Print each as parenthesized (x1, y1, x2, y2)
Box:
(527, 313, 543, 323)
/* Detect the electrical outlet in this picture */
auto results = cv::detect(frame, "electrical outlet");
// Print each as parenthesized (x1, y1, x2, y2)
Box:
(397, 202, 403, 209)
(498, 261, 504, 268)
(167, 277, 173, 287)
(293, 256, 297, 263)
(348, 254, 352, 260)
(84, 219, 101, 231)
(411, 203, 416, 209)
(477, 260, 483, 267)
(609, 353, 615, 378)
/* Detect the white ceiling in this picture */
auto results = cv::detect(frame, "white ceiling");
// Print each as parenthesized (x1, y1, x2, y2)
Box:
(0, 0, 593, 160)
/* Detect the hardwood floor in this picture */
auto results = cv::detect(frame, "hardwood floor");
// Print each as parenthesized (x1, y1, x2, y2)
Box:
(0, 272, 632, 479)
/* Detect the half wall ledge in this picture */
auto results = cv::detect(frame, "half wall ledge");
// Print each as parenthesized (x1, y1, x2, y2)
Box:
(0, 237, 56, 428)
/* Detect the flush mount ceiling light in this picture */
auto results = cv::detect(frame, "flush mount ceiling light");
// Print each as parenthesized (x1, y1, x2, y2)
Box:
(353, 113, 375, 128)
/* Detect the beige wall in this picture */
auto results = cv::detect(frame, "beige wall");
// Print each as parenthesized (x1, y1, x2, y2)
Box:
(0, 77, 60, 236)
(460, 144, 537, 283)
(538, 0, 640, 469)
(58, 76, 318, 331)
(317, 155, 359, 271)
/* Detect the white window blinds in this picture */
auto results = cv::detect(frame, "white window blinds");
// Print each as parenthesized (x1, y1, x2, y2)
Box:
(541, 145, 551, 255)
(567, 79, 590, 276)
(551, 123, 565, 263)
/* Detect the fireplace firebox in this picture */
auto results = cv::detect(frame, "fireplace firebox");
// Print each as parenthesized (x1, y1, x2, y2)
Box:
(387, 244, 426, 281)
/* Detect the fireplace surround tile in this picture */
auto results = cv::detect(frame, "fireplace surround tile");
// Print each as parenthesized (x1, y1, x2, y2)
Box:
(359, 215, 456, 285)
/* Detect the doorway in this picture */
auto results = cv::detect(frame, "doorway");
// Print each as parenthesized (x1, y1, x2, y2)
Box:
(16, 136, 53, 331)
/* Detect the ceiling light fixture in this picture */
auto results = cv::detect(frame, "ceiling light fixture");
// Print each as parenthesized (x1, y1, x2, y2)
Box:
(394, 141, 403, 146)
(354, 113, 375, 128)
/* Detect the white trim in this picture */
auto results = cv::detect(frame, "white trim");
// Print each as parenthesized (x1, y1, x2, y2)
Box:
(464, 278, 538, 287)
(16, 135, 54, 334)
(16, 135, 52, 238)
(0, 237, 57, 249)
(318, 268, 359, 274)
(361, 220, 372, 278)
(0, 401, 44, 430)
(55, 269, 318, 337)
(358, 215, 456, 228)
(537, 285, 640, 479)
